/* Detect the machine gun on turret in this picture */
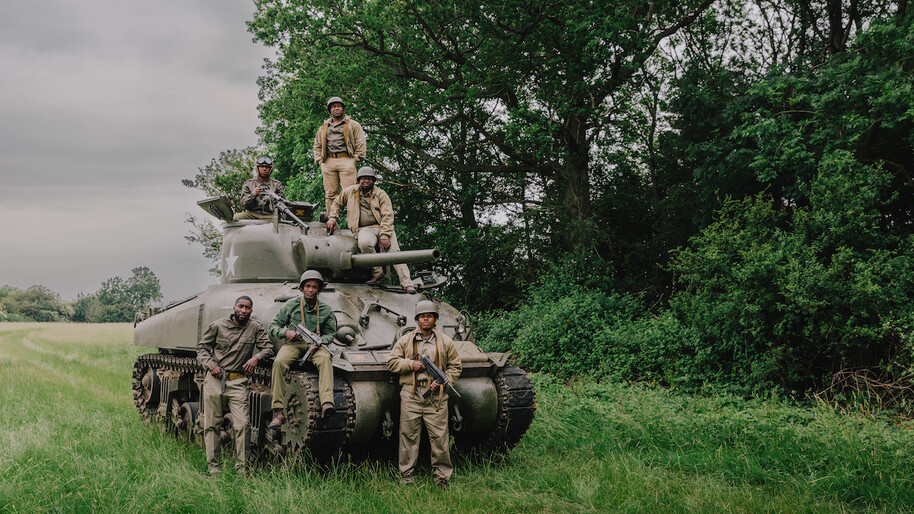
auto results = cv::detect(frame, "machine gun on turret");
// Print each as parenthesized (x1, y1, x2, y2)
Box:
(260, 188, 309, 230)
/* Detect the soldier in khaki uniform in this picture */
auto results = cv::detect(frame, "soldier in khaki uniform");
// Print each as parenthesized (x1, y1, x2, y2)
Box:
(196, 295, 274, 475)
(326, 166, 417, 293)
(387, 300, 462, 489)
(268, 270, 338, 428)
(313, 96, 367, 212)
(234, 156, 285, 220)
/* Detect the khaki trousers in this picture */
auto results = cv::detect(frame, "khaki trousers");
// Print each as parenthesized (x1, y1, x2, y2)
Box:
(398, 387, 453, 482)
(233, 210, 273, 220)
(357, 225, 413, 287)
(320, 156, 357, 212)
(271, 343, 334, 409)
(202, 373, 250, 472)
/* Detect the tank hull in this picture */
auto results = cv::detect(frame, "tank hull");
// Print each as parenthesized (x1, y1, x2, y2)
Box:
(132, 221, 535, 460)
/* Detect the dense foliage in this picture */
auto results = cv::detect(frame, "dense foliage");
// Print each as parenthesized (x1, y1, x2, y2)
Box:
(480, 9, 914, 397)
(181, 2, 913, 400)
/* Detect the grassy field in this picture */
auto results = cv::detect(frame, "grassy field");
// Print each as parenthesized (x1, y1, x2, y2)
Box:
(1, 322, 913, 513)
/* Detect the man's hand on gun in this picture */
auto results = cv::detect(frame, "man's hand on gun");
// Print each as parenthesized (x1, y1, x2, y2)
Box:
(293, 323, 325, 367)
(413, 355, 460, 398)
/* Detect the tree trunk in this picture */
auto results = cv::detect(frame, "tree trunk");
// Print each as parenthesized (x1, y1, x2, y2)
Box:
(555, 113, 591, 251)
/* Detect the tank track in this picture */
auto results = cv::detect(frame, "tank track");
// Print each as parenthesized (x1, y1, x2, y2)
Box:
(454, 365, 537, 458)
(131, 353, 356, 455)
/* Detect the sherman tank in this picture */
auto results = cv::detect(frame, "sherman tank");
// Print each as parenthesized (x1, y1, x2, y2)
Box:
(131, 195, 535, 460)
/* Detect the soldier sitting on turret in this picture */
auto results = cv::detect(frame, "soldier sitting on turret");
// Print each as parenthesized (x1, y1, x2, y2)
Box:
(233, 156, 285, 220)
(326, 166, 417, 294)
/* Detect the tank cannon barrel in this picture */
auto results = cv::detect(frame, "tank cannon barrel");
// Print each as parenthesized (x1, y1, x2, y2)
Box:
(347, 248, 440, 269)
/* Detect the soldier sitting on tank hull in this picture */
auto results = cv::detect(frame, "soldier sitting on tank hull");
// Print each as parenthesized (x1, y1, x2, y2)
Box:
(387, 300, 462, 490)
(326, 166, 417, 294)
(233, 156, 285, 220)
(269, 270, 338, 429)
(196, 295, 274, 476)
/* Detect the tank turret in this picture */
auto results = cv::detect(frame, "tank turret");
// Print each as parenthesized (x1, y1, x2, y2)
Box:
(131, 197, 535, 461)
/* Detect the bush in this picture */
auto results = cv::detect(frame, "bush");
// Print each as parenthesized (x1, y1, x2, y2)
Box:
(476, 256, 649, 377)
(669, 172, 914, 393)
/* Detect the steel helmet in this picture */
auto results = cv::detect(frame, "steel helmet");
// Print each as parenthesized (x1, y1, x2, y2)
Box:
(414, 300, 438, 321)
(299, 270, 325, 290)
(326, 96, 345, 111)
(356, 166, 377, 180)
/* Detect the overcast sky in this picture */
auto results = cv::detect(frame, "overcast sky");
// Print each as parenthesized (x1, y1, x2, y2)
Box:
(0, 1, 274, 302)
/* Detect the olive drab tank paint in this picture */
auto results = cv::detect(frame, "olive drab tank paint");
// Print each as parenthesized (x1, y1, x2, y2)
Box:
(132, 198, 535, 460)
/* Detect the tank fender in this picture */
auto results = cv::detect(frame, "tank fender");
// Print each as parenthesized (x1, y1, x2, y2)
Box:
(486, 352, 512, 368)
(331, 357, 355, 372)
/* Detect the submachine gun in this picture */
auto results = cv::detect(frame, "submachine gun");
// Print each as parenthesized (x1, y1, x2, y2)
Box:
(294, 323, 325, 367)
(419, 355, 461, 399)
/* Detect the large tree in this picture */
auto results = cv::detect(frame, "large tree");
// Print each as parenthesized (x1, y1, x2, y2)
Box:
(249, 0, 715, 254)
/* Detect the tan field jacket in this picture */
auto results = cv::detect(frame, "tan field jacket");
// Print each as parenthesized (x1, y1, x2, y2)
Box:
(387, 328, 462, 389)
(313, 116, 367, 164)
(327, 184, 395, 240)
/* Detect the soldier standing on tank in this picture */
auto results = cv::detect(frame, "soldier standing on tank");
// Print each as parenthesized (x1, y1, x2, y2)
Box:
(326, 166, 417, 294)
(196, 295, 274, 476)
(234, 156, 285, 220)
(387, 300, 462, 490)
(313, 96, 367, 212)
(269, 270, 338, 428)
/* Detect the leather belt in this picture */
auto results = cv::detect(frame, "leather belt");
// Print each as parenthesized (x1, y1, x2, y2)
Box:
(226, 372, 246, 381)
(327, 152, 350, 158)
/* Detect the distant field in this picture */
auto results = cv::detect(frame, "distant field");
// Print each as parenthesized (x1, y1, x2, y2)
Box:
(1, 322, 913, 512)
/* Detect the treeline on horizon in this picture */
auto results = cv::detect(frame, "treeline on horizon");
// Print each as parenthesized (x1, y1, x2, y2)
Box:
(0, 267, 162, 323)
(183, 1, 913, 407)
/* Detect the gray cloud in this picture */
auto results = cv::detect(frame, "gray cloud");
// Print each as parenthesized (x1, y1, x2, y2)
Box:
(0, 1, 273, 301)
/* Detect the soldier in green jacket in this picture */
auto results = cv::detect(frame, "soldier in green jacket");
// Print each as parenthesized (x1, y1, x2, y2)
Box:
(268, 270, 338, 428)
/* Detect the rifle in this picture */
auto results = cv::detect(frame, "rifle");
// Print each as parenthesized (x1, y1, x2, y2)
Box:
(294, 322, 325, 367)
(419, 355, 461, 399)
(261, 188, 309, 229)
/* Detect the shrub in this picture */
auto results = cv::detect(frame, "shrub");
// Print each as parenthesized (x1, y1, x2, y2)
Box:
(669, 168, 914, 393)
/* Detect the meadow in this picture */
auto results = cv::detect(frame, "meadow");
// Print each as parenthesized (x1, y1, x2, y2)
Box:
(1, 322, 913, 513)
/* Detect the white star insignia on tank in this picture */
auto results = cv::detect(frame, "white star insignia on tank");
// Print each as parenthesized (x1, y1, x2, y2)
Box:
(225, 246, 239, 277)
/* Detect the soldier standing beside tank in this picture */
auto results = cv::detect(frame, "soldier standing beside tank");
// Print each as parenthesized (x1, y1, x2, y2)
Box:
(234, 156, 285, 220)
(269, 270, 338, 428)
(326, 166, 417, 294)
(386, 300, 462, 490)
(196, 295, 274, 476)
(313, 96, 367, 212)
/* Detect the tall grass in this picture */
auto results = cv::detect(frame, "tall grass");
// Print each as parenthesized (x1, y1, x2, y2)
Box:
(1, 322, 913, 512)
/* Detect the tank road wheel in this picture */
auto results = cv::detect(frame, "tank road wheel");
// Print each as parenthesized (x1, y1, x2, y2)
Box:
(174, 401, 200, 443)
(132, 356, 160, 421)
(278, 372, 320, 453)
(454, 365, 536, 459)
(271, 371, 356, 458)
